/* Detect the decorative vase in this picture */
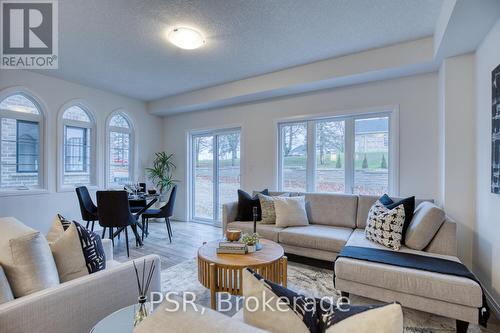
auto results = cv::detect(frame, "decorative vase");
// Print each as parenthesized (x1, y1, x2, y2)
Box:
(226, 229, 242, 242)
(247, 245, 256, 253)
(134, 296, 150, 327)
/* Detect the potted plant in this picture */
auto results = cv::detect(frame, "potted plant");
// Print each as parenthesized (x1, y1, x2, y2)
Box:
(241, 233, 260, 253)
(146, 152, 176, 202)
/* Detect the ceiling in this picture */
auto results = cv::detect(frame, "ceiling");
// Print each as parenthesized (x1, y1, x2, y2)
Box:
(40, 0, 444, 101)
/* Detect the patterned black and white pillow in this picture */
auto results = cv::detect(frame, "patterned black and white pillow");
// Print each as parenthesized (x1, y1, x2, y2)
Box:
(47, 215, 105, 282)
(365, 200, 405, 250)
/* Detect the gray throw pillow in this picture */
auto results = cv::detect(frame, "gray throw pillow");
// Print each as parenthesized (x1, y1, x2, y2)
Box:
(405, 202, 446, 250)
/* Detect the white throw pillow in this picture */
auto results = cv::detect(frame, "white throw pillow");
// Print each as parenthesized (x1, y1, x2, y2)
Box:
(0, 217, 59, 298)
(273, 196, 309, 227)
(365, 200, 405, 251)
(324, 303, 403, 333)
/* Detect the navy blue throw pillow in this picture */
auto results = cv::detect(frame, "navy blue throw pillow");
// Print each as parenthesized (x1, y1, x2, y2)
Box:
(235, 189, 269, 221)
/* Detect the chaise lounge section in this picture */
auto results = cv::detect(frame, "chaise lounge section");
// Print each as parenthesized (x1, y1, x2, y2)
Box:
(223, 192, 482, 332)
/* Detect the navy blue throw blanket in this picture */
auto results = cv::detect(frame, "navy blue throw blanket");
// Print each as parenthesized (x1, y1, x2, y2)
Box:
(334, 246, 490, 327)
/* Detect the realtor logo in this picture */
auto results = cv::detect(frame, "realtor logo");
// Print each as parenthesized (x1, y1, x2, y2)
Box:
(1, 0, 58, 69)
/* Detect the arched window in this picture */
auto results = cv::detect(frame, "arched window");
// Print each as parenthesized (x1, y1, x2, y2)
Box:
(0, 93, 44, 190)
(107, 112, 134, 187)
(59, 104, 96, 188)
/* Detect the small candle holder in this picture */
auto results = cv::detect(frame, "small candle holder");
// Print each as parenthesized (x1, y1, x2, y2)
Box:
(252, 206, 262, 251)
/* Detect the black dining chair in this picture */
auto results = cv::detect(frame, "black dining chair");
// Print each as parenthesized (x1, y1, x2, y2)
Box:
(75, 186, 99, 231)
(139, 182, 146, 193)
(96, 190, 144, 257)
(141, 185, 177, 243)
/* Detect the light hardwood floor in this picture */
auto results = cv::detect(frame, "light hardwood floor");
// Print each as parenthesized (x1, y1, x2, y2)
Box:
(108, 220, 500, 331)
(112, 220, 221, 269)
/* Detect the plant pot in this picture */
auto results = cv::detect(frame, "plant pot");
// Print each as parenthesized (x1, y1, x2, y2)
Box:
(247, 245, 256, 253)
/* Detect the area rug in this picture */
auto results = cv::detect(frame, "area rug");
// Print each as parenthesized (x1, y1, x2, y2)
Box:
(161, 258, 481, 333)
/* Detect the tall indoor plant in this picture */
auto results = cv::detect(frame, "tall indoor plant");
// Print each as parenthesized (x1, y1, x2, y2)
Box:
(146, 152, 176, 201)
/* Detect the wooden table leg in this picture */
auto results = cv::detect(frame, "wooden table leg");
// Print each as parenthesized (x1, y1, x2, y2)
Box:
(209, 263, 216, 310)
(281, 256, 288, 288)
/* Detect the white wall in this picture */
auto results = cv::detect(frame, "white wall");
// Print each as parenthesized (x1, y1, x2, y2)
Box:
(438, 53, 476, 267)
(163, 73, 439, 221)
(474, 17, 500, 309)
(0, 71, 163, 233)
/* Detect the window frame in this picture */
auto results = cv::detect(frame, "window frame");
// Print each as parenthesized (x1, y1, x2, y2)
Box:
(105, 110, 135, 189)
(277, 106, 399, 195)
(57, 101, 97, 191)
(16, 119, 40, 174)
(0, 89, 46, 195)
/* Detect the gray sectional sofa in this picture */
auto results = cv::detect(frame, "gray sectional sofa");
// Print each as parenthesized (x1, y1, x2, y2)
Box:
(222, 192, 482, 331)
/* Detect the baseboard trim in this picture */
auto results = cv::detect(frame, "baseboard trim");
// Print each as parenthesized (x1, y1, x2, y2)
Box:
(484, 287, 500, 319)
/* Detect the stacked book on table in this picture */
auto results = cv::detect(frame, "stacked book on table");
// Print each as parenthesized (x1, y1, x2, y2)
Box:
(217, 241, 247, 254)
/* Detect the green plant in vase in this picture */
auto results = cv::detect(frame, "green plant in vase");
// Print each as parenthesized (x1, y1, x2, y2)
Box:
(146, 152, 177, 201)
(241, 233, 260, 253)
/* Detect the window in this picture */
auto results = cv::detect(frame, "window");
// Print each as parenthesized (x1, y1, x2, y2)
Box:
(315, 120, 345, 192)
(191, 129, 241, 224)
(107, 112, 134, 187)
(279, 111, 396, 195)
(60, 105, 95, 188)
(281, 123, 307, 192)
(0, 93, 43, 190)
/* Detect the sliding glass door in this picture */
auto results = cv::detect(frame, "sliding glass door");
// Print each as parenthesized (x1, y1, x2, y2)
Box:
(191, 129, 241, 224)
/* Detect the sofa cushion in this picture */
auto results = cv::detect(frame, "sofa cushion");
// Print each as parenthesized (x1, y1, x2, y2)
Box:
(236, 189, 269, 221)
(47, 215, 106, 282)
(279, 225, 352, 253)
(0, 217, 59, 298)
(227, 222, 284, 242)
(258, 193, 290, 224)
(335, 230, 482, 307)
(274, 196, 309, 227)
(405, 202, 446, 250)
(305, 193, 358, 228)
(324, 303, 403, 333)
(0, 266, 14, 305)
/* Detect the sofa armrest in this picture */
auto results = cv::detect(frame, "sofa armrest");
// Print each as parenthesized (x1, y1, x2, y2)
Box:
(222, 201, 238, 235)
(425, 218, 457, 257)
(0, 255, 161, 333)
(102, 238, 113, 261)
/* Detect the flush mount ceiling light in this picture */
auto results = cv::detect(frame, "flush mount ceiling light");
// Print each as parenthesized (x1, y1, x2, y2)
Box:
(168, 27, 205, 50)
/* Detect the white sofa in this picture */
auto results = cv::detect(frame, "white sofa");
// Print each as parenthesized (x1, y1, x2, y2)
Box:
(223, 192, 482, 332)
(0, 237, 161, 333)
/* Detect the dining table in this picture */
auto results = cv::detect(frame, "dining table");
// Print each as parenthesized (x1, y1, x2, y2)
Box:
(111, 193, 160, 246)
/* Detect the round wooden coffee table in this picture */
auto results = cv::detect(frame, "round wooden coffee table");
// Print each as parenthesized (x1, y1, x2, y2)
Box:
(197, 239, 287, 309)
